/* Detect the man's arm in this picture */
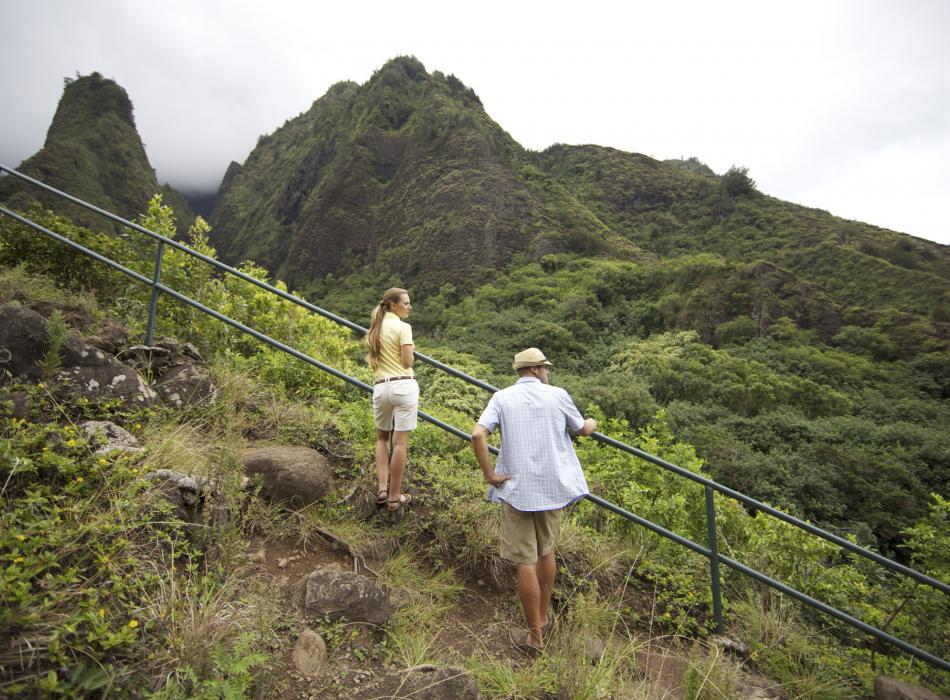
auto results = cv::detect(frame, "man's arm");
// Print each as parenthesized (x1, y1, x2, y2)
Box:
(471, 424, 511, 487)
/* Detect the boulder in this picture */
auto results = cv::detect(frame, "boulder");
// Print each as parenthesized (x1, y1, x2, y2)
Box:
(57, 340, 159, 408)
(292, 629, 327, 677)
(400, 667, 481, 699)
(79, 420, 144, 455)
(84, 318, 129, 355)
(0, 305, 157, 408)
(875, 676, 947, 700)
(142, 469, 216, 524)
(153, 362, 217, 408)
(0, 305, 50, 381)
(121, 340, 217, 408)
(243, 446, 333, 507)
(292, 567, 391, 625)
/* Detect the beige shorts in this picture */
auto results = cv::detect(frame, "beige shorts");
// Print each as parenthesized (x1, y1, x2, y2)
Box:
(500, 502, 562, 565)
(373, 378, 419, 432)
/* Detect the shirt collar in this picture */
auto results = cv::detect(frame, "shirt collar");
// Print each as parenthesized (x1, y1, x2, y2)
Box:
(516, 376, 540, 384)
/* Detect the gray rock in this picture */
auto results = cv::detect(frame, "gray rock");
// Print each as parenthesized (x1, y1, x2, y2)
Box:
(401, 666, 481, 699)
(243, 446, 333, 507)
(152, 361, 217, 408)
(292, 629, 327, 677)
(0, 305, 54, 381)
(292, 567, 391, 625)
(875, 676, 948, 700)
(79, 420, 144, 455)
(142, 469, 216, 524)
(55, 341, 159, 408)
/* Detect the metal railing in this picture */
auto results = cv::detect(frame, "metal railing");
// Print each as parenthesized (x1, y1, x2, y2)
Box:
(1, 164, 947, 672)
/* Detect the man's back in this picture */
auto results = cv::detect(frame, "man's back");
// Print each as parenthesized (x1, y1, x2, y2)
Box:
(477, 377, 589, 511)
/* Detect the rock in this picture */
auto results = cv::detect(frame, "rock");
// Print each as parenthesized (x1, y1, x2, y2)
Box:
(0, 392, 29, 420)
(152, 361, 217, 408)
(56, 338, 159, 408)
(0, 305, 50, 381)
(292, 629, 327, 677)
(712, 634, 750, 659)
(580, 633, 606, 663)
(292, 567, 391, 625)
(401, 666, 481, 699)
(142, 469, 216, 524)
(79, 420, 144, 455)
(248, 548, 267, 564)
(119, 344, 175, 374)
(243, 446, 333, 507)
(120, 340, 216, 409)
(84, 318, 129, 355)
(875, 676, 948, 700)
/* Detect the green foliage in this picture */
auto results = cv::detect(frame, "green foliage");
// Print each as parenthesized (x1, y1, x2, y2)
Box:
(38, 310, 68, 377)
(0, 205, 139, 293)
(719, 165, 756, 198)
(123, 197, 367, 399)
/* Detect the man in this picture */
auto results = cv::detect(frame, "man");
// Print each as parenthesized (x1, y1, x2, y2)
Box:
(471, 347, 597, 652)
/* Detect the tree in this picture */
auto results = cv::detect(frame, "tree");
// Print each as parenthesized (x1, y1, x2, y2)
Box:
(720, 165, 757, 197)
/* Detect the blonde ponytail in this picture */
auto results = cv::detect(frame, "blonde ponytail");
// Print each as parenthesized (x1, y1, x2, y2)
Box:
(365, 288, 408, 371)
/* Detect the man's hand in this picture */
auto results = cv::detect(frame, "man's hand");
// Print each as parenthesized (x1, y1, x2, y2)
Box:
(485, 471, 511, 487)
(578, 417, 597, 437)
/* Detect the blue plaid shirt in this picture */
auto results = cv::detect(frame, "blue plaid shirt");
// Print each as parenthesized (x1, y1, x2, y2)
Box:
(477, 377, 590, 511)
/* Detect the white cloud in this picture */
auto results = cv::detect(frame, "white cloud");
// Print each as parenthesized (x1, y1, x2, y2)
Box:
(1, 0, 948, 243)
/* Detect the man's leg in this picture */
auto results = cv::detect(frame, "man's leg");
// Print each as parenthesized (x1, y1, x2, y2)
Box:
(537, 550, 556, 630)
(516, 562, 544, 648)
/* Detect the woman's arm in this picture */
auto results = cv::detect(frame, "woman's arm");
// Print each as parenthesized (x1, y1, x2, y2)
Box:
(401, 343, 414, 369)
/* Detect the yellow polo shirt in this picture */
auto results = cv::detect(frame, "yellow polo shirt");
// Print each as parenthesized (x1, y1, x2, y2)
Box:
(375, 312, 414, 380)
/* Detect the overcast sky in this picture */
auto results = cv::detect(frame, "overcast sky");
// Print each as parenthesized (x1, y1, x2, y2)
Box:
(2, 0, 948, 244)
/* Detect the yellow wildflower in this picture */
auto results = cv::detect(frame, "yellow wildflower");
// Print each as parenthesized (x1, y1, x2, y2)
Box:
(75, 477, 84, 483)
(99, 609, 105, 619)
(16, 535, 25, 541)
(13, 557, 23, 564)
(98, 458, 107, 465)
(128, 620, 139, 629)
(67, 439, 76, 447)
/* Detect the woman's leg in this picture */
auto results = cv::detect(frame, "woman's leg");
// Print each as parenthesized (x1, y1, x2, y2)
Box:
(375, 428, 391, 495)
(387, 430, 410, 502)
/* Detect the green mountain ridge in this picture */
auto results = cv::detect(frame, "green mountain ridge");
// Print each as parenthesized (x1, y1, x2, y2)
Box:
(0, 72, 194, 235)
(210, 57, 641, 295)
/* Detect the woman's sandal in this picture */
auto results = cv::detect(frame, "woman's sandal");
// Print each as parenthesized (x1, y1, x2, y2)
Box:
(376, 490, 388, 507)
(387, 493, 413, 511)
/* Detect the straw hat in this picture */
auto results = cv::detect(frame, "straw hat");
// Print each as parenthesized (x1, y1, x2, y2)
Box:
(512, 347, 553, 371)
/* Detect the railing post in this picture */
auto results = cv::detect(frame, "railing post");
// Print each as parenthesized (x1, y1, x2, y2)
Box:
(145, 240, 165, 345)
(705, 485, 724, 632)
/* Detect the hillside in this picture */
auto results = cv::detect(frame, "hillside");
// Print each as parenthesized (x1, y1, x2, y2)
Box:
(0, 224, 947, 697)
(0, 72, 194, 235)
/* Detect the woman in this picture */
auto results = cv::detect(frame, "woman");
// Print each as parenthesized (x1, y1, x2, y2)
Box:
(365, 287, 418, 512)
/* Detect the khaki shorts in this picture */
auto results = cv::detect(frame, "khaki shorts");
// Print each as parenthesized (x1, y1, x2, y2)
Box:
(500, 502, 562, 565)
(373, 378, 419, 432)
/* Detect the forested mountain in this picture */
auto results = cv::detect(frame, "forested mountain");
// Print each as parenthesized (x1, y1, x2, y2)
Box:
(0, 72, 194, 234)
(210, 56, 640, 295)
